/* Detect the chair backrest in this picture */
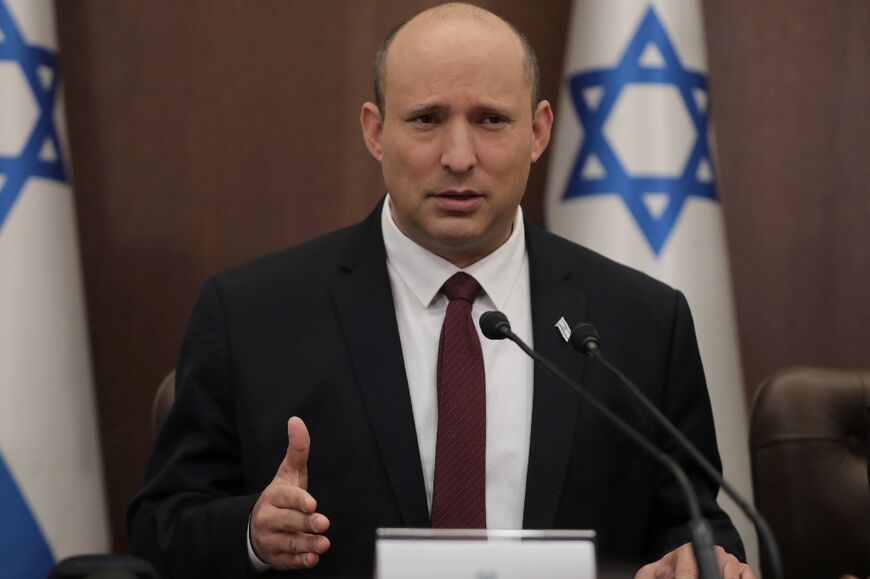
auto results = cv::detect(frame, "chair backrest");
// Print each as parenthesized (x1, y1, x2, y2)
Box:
(151, 370, 175, 438)
(750, 366, 870, 579)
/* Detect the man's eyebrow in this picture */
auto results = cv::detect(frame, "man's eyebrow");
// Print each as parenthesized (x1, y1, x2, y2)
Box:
(404, 102, 448, 117)
(474, 102, 513, 115)
(403, 101, 514, 117)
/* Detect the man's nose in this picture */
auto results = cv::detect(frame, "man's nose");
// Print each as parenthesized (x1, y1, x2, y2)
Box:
(440, 121, 476, 174)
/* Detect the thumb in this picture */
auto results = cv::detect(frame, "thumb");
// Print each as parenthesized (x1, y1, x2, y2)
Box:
(275, 416, 310, 489)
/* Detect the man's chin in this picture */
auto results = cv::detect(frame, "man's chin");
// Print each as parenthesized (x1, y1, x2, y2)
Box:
(421, 229, 507, 268)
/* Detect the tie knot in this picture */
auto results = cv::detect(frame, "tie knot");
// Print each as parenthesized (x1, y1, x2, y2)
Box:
(441, 272, 482, 303)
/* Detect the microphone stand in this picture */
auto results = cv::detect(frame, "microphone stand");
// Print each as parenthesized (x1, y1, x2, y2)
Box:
(569, 323, 782, 579)
(480, 312, 721, 579)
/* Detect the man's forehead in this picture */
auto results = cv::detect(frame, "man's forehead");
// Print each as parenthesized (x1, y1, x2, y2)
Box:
(389, 9, 521, 60)
(384, 13, 526, 86)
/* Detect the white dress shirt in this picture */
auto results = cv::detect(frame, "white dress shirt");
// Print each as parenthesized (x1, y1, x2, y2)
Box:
(381, 195, 534, 529)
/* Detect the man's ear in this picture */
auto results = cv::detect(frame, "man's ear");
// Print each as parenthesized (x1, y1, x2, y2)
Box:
(360, 102, 384, 162)
(530, 99, 554, 163)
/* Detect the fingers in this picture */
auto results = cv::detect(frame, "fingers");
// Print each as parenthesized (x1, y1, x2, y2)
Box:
(722, 561, 755, 579)
(714, 546, 757, 579)
(263, 479, 318, 512)
(259, 502, 329, 535)
(270, 550, 323, 570)
(636, 544, 758, 579)
(250, 484, 332, 570)
(251, 480, 331, 535)
(257, 488, 330, 534)
(633, 563, 652, 579)
(276, 416, 310, 488)
(634, 549, 675, 579)
(633, 562, 663, 579)
(256, 529, 331, 561)
(255, 529, 331, 571)
(672, 543, 698, 579)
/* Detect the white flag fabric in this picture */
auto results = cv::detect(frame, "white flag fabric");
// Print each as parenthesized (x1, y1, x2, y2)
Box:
(544, 0, 757, 567)
(0, 0, 110, 576)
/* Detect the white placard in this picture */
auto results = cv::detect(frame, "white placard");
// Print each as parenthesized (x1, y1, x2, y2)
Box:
(376, 529, 596, 579)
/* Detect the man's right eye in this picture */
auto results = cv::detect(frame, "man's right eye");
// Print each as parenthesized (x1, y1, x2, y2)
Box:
(411, 114, 437, 125)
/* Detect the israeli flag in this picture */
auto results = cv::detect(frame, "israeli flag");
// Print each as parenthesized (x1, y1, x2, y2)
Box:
(0, 0, 110, 576)
(544, 0, 757, 567)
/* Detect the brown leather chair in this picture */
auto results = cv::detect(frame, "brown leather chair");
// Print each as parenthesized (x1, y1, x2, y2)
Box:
(750, 367, 870, 579)
(152, 370, 175, 437)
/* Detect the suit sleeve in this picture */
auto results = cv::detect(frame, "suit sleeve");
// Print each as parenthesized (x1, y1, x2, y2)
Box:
(645, 290, 746, 561)
(127, 278, 259, 578)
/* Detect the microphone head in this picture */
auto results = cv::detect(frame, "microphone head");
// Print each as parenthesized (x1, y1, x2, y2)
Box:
(479, 311, 511, 340)
(569, 322, 601, 355)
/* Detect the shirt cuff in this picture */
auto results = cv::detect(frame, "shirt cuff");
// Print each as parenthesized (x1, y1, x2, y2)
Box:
(247, 513, 271, 573)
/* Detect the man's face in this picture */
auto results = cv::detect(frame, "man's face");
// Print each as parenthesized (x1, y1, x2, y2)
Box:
(361, 15, 552, 267)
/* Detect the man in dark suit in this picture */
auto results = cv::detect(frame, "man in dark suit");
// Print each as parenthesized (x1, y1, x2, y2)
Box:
(129, 3, 755, 578)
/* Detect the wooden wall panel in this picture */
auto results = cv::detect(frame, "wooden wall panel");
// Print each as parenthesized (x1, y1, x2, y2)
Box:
(703, 0, 870, 396)
(55, 0, 869, 552)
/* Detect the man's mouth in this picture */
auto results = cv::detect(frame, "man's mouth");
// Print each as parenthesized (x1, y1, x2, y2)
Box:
(434, 189, 482, 198)
(431, 190, 485, 212)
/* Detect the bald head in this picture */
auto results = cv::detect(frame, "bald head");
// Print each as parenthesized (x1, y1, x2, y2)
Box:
(372, 3, 540, 116)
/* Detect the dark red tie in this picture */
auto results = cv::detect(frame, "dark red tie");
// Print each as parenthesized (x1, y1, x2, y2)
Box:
(431, 272, 486, 528)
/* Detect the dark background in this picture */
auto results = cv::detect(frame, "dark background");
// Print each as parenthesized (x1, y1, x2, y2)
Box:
(54, 0, 870, 552)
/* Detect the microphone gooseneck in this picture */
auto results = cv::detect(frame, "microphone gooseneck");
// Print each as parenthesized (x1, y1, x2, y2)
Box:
(568, 322, 782, 579)
(480, 311, 721, 579)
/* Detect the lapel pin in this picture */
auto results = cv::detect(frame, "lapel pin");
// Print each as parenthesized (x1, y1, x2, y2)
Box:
(554, 316, 572, 343)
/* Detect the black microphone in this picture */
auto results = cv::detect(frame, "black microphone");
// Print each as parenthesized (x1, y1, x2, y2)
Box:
(480, 310, 511, 340)
(479, 311, 721, 579)
(568, 322, 782, 579)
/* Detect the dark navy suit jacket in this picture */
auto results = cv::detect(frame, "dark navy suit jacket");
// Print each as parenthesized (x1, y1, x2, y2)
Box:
(129, 200, 742, 578)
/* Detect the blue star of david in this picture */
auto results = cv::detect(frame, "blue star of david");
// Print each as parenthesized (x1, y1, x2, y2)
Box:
(562, 6, 717, 255)
(0, 0, 66, 229)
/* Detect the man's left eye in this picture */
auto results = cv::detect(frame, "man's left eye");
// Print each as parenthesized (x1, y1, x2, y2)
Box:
(482, 115, 507, 126)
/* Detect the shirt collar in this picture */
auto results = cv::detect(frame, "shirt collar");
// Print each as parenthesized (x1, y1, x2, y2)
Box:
(381, 194, 527, 310)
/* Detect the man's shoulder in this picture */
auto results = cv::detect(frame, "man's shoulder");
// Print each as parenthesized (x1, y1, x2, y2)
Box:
(212, 216, 378, 299)
(528, 226, 676, 300)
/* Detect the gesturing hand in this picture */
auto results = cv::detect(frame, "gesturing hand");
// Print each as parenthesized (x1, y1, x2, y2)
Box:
(250, 416, 331, 570)
(635, 543, 756, 579)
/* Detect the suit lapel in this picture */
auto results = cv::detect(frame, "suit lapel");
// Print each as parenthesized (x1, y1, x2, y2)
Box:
(330, 203, 430, 527)
(522, 223, 588, 529)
